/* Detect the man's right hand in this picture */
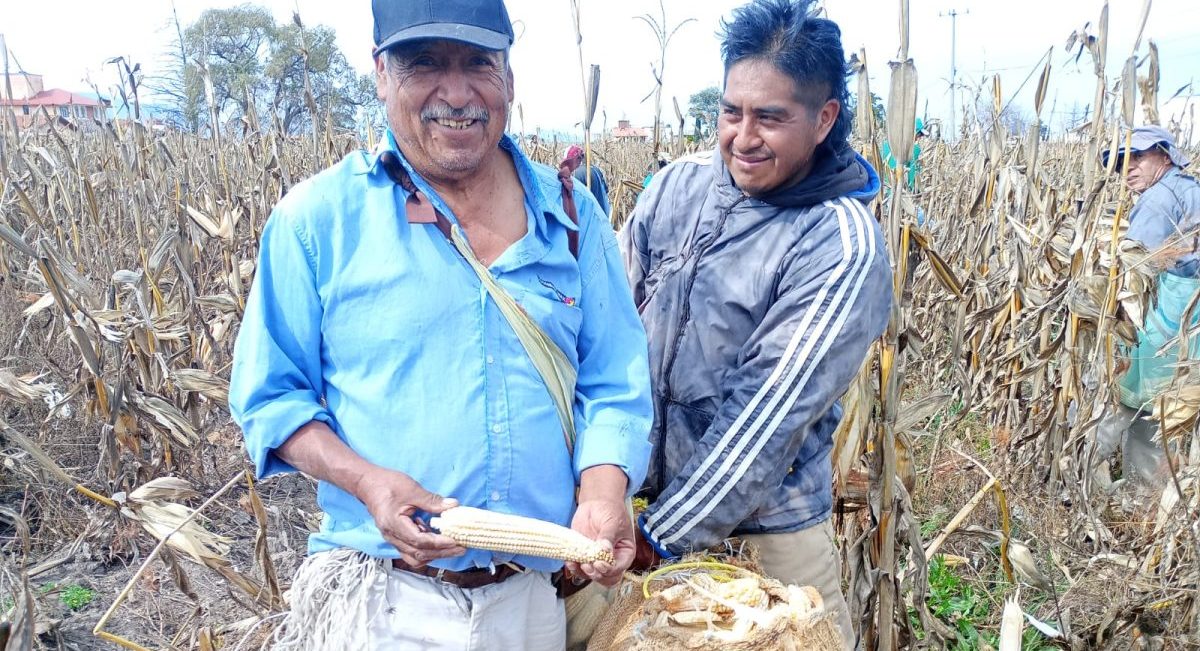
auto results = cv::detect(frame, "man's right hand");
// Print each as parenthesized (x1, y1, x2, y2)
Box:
(355, 468, 466, 568)
(275, 422, 466, 567)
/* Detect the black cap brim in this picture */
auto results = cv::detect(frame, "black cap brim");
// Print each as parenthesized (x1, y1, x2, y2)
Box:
(374, 23, 511, 56)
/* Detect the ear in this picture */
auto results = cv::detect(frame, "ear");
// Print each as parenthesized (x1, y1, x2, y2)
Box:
(814, 99, 839, 144)
(505, 63, 515, 104)
(374, 51, 388, 101)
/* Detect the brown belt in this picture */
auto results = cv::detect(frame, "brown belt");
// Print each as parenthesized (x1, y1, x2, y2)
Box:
(391, 558, 522, 590)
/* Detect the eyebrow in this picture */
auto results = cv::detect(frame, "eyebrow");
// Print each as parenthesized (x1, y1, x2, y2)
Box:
(754, 106, 790, 118)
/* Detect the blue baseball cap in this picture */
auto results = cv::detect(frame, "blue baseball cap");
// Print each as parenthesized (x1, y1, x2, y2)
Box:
(372, 0, 515, 56)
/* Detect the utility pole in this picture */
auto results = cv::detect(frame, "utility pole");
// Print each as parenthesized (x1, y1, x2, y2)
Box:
(939, 8, 968, 139)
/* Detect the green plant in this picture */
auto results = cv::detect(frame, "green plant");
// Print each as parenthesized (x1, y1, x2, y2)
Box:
(59, 584, 95, 611)
(927, 556, 995, 648)
(929, 399, 968, 432)
(920, 509, 950, 537)
(924, 557, 1058, 650)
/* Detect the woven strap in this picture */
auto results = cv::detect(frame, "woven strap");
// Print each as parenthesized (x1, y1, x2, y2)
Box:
(379, 151, 579, 455)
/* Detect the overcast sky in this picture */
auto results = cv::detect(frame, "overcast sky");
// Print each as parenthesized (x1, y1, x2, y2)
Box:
(1, 0, 1197, 135)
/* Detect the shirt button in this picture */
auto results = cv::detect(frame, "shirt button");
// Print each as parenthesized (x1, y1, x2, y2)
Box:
(486, 355, 495, 364)
(490, 491, 502, 502)
(492, 424, 502, 433)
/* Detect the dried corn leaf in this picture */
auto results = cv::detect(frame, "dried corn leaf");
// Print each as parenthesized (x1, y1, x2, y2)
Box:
(1151, 385, 1200, 433)
(122, 502, 231, 564)
(129, 477, 202, 504)
(0, 370, 58, 405)
(0, 419, 75, 486)
(128, 392, 199, 447)
(998, 595, 1024, 651)
(172, 368, 230, 406)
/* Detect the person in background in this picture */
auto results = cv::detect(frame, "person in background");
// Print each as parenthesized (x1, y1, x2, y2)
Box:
(229, 0, 652, 648)
(619, 0, 892, 646)
(881, 118, 928, 226)
(563, 144, 611, 216)
(1101, 125, 1200, 484)
(881, 117, 927, 193)
(642, 153, 672, 191)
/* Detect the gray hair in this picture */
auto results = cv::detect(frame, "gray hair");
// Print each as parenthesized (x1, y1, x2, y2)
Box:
(381, 44, 510, 75)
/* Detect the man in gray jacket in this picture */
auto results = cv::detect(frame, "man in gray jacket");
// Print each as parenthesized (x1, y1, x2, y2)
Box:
(619, 0, 891, 644)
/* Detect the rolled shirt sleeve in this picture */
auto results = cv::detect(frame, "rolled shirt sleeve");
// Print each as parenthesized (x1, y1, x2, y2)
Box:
(571, 195, 654, 495)
(229, 210, 332, 479)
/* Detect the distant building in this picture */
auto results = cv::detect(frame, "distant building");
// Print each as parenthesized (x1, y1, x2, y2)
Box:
(612, 119, 650, 141)
(0, 73, 109, 129)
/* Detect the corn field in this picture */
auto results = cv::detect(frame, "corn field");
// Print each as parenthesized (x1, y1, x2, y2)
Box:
(3, 1, 1200, 649)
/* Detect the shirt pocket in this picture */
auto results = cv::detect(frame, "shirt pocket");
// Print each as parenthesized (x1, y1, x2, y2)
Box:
(516, 286, 583, 363)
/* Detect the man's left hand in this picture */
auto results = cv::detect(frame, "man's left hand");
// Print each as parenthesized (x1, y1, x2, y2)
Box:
(567, 497, 635, 587)
(567, 465, 634, 587)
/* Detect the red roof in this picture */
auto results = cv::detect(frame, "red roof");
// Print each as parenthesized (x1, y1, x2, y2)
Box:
(613, 125, 649, 138)
(0, 89, 108, 107)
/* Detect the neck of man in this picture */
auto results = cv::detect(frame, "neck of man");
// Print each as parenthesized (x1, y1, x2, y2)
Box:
(423, 146, 520, 227)
(1152, 163, 1175, 186)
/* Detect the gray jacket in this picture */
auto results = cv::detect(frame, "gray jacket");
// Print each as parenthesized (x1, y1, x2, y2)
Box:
(619, 144, 892, 557)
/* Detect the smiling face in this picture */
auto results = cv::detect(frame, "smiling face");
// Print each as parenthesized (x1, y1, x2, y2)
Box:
(718, 58, 839, 197)
(1122, 147, 1173, 193)
(375, 39, 514, 184)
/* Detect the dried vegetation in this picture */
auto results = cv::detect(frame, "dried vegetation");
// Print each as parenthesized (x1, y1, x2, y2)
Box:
(2, 0, 1200, 649)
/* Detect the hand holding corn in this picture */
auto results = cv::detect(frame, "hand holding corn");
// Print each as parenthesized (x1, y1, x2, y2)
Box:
(430, 506, 615, 564)
(570, 465, 637, 587)
(354, 466, 466, 568)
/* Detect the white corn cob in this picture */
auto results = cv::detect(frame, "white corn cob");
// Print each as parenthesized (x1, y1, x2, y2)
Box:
(430, 506, 614, 564)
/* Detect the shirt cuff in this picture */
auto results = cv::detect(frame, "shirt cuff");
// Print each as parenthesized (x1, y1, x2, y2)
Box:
(240, 390, 333, 479)
(573, 420, 651, 498)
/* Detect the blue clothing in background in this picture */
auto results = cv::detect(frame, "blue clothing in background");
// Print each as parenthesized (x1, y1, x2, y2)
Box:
(573, 164, 611, 216)
(1125, 167, 1200, 278)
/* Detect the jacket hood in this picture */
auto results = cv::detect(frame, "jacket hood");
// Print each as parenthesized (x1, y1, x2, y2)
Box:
(713, 142, 880, 207)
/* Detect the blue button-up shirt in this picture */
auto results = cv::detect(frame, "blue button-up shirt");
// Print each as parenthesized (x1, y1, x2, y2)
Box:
(229, 132, 653, 572)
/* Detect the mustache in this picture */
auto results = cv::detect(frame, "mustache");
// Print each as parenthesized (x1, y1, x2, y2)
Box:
(421, 104, 490, 123)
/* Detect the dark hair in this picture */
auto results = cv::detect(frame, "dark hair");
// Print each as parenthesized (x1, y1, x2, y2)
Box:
(720, 0, 851, 152)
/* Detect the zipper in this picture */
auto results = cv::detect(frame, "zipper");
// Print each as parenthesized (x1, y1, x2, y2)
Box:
(654, 194, 749, 489)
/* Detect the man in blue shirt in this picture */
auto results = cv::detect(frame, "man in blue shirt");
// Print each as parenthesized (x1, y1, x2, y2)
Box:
(228, 1, 652, 648)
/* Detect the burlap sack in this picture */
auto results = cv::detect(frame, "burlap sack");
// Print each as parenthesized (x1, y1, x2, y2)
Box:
(586, 550, 842, 651)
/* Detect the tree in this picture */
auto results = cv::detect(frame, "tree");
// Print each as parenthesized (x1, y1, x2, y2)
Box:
(265, 17, 374, 134)
(183, 5, 275, 125)
(163, 4, 373, 134)
(687, 86, 720, 136)
(143, 4, 204, 131)
(847, 91, 886, 129)
(975, 98, 1033, 137)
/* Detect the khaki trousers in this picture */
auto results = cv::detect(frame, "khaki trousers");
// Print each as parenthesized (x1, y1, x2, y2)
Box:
(742, 519, 853, 649)
(270, 549, 565, 651)
(365, 565, 566, 650)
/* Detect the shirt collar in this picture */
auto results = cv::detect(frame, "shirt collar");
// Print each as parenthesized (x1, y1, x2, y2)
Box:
(360, 130, 578, 233)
